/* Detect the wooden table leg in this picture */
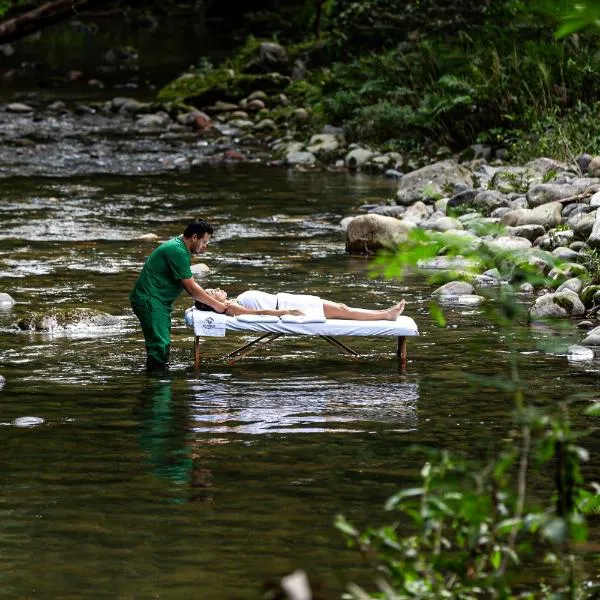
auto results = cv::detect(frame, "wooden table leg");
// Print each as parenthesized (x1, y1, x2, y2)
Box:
(397, 336, 407, 370)
(194, 336, 202, 370)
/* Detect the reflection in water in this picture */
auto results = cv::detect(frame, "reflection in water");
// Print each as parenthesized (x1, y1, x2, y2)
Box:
(137, 377, 192, 485)
(189, 376, 419, 435)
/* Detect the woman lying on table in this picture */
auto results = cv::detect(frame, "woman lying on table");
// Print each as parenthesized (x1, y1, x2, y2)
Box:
(195, 288, 406, 321)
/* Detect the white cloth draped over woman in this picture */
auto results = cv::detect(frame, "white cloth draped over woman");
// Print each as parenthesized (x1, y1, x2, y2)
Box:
(236, 291, 325, 321)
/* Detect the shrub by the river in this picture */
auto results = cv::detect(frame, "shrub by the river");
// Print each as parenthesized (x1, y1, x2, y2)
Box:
(334, 229, 600, 598)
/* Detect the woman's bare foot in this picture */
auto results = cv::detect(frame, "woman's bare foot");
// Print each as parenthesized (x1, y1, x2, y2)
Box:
(385, 300, 406, 321)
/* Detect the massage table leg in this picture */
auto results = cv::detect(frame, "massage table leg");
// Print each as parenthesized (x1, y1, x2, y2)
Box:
(319, 335, 359, 357)
(194, 336, 202, 369)
(225, 333, 283, 364)
(397, 336, 407, 370)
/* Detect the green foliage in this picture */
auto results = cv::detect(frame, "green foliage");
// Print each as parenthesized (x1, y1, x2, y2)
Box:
(579, 247, 600, 285)
(335, 227, 600, 598)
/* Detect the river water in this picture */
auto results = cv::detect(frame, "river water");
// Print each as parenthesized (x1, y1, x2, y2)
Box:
(1, 165, 600, 598)
(1, 21, 600, 599)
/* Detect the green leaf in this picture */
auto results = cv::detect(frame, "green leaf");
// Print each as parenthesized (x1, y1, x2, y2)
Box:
(335, 514, 359, 537)
(491, 546, 502, 570)
(429, 301, 446, 328)
(585, 402, 600, 417)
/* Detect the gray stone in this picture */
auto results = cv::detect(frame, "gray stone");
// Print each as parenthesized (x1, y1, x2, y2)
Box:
(548, 262, 588, 282)
(590, 191, 600, 208)
(556, 278, 584, 294)
(135, 233, 159, 242)
(501, 202, 562, 229)
(136, 113, 170, 128)
(345, 148, 375, 169)
(586, 208, 600, 249)
(306, 133, 344, 156)
(490, 207, 512, 219)
(570, 241, 586, 252)
(520, 282, 534, 293)
(507, 224, 546, 242)
(254, 119, 277, 132)
(568, 211, 596, 240)
(368, 205, 406, 218)
(385, 169, 403, 179)
(229, 119, 254, 129)
(529, 290, 585, 320)
(6, 103, 34, 113)
(526, 183, 578, 208)
(16, 308, 121, 332)
(339, 216, 355, 230)
(432, 281, 474, 297)
(588, 156, 600, 177)
(0, 293, 16, 307)
(403, 201, 430, 225)
(483, 236, 532, 253)
(285, 151, 316, 166)
(447, 188, 478, 209)
(436, 294, 485, 306)
(581, 326, 600, 346)
(0, 374, 4, 390)
(562, 203, 591, 218)
(489, 166, 541, 194)
(525, 157, 571, 176)
(473, 190, 510, 211)
(430, 216, 464, 232)
(552, 247, 579, 262)
(346, 214, 414, 254)
(576, 153, 593, 174)
(396, 160, 475, 205)
(567, 345, 595, 361)
(191, 263, 210, 277)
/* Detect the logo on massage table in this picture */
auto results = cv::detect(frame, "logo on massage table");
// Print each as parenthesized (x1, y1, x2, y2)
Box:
(202, 316, 216, 329)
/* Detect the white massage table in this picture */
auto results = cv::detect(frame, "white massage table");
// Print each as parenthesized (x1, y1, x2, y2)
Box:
(184, 308, 419, 368)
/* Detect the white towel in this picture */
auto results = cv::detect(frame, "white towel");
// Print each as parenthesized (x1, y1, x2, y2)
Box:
(236, 314, 280, 323)
(195, 311, 228, 337)
(280, 314, 326, 324)
(276, 293, 325, 321)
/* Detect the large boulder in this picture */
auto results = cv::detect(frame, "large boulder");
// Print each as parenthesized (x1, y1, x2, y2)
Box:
(242, 42, 289, 75)
(528, 290, 585, 320)
(16, 308, 121, 332)
(526, 183, 579, 208)
(501, 202, 562, 229)
(586, 208, 600, 249)
(432, 281, 474, 297)
(396, 160, 475, 205)
(346, 214, 414, 254)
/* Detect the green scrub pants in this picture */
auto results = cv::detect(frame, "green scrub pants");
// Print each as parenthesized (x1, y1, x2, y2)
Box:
(131, 299, 172, 367)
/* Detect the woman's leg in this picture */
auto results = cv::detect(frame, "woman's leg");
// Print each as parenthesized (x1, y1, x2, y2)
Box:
(323, 299, 405, 321)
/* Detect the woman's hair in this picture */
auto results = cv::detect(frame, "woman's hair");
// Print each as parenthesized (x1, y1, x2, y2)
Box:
(195, 300, 216, 312)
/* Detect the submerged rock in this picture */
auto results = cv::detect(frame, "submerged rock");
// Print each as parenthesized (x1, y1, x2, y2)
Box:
(16, 308, 121, 332)
(0, 374, 5, 390)
(567, 345, 595, 361)
(12, 416, 44, 427)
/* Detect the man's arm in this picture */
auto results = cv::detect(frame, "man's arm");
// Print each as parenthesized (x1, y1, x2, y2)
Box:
(181, 278, 228, 313)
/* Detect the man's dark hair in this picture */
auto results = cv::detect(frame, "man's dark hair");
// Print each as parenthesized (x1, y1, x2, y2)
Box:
(184, 219, 214, 238)
(195, 300, 216, 312)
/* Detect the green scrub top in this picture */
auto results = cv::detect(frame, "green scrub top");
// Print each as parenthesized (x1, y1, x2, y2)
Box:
(130, 237, 193, 307)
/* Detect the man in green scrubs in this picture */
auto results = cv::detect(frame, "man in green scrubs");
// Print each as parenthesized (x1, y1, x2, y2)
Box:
(130, 218, 227, 369)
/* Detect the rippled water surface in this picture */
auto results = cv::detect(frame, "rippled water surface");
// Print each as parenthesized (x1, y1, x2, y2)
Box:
(1, 167, 600, 598)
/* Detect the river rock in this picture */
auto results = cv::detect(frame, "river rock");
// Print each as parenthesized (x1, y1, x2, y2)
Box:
(525, 157, 571, 176)
(556, 278, 584, 294)
(548, 262, 587, 283)
(0, 374, 4, 390)
(567, 345, 595, 361)
(473, 190, 509, 212)
(432, 281, 474, 297)
(569, 211, 596, 239)
(285, 151, 316, 166)
(191, 263, 210, 277)
(111, 97, 143, 113)
(581, 285, 600, 308)
(346, 214, 414, 254)
(552, 246, 579, 262)
(254, 119, 277, 132)
(507, 224, 546, 242)
(501, 202, 561, 229)
(242, 42, 289, 75)
(430, 216, 464, 232)
(483, 236, 532, 253)
(396, 159, 475, 205)
(437, 294, 485, 306)
(368, 205, 406, 218)
(345, 148, 375, 169)
(6, 103, 34, 113)
(489, 166, 541, 194)
(581, 326, 600, 346)
(526, 184, 577, 208)
(135, 233, 159, 242)
(0, 293, 16, 307)
(588, 157, 600, 177)
(529, 290, 585, 320)
(339, 216, 355, 230)
(12, 416, 44, 427)
(577, 153, 593, 174)
(136, 113, 170, 128)
(402, 201, 430, 225)
(586, 208, 600, 249)
(16, 308, 121, 332)
(306, 134, 344, 157)
(229, 119, 254, 130)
